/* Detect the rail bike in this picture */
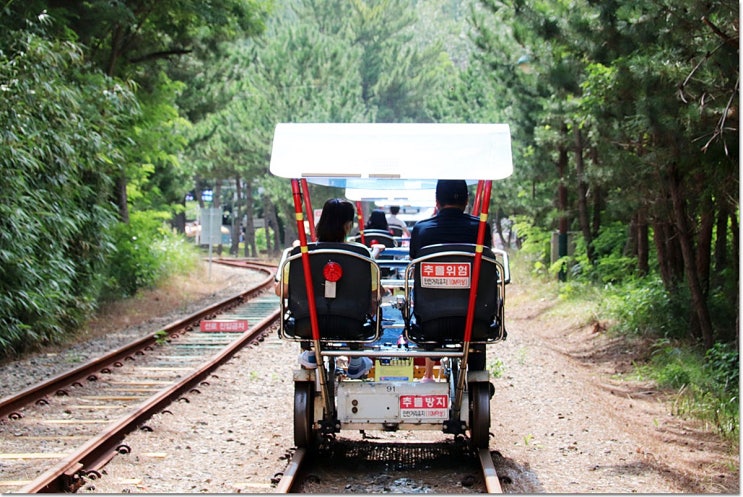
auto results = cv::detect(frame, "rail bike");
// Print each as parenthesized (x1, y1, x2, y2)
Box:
(270, 123, 513, 450)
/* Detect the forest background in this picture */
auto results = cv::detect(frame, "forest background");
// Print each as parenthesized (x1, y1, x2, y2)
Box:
(0, 1, 738, 438)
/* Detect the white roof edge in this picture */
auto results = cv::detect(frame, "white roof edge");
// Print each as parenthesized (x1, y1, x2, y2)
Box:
(269, 123, 513, 182)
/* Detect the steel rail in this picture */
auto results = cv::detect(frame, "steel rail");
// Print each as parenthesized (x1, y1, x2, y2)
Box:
(20, 302, 280, 493)
(479, 448, 503, 493)
(273, 445, 502, 493)
(0, 262, 274, 421)
(274, 447, 307, 493)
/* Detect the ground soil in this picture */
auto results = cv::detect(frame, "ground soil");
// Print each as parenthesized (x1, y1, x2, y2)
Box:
(1, 259, 738, 493)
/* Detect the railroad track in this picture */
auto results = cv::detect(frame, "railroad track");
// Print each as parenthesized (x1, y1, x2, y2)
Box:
(0, 261, 279, 493)
(2, 259, 506, 493)
(274, 439, 503, 493)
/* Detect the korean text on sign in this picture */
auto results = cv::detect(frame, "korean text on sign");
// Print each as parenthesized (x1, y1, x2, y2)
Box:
(420, 262, 471, 288)
(399, 394, 449, 420)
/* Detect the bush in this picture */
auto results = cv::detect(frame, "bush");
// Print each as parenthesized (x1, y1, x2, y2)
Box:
(0, 26, 137, 358)
(104, 211, 198, 298)
(601, 276, 690, 339)
(704, 343, 739, 397)
(702, 343, 739, 437)
(627, 339, 738, 440)
(511, 216, 551, 275)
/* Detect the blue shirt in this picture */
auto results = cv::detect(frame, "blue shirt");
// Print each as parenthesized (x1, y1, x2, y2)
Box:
(408, 207, 492, 260)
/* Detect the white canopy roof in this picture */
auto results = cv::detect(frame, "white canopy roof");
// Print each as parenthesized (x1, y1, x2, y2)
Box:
(344, 187, 436, 205)
(269, 123, 513, 186)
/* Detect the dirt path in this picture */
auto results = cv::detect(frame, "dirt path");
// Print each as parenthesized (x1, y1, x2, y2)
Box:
(491, 277, 739, 493)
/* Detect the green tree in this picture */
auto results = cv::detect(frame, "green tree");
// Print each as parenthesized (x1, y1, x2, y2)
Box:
(470, 0, 738, 346)
(0, 19, 140, 355)
(7, 0, 270, 223)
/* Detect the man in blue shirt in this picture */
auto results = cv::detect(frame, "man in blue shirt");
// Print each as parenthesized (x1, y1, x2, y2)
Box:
(409, 180, 491, 382)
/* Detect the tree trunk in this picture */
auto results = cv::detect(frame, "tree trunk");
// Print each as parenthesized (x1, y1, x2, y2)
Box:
(556, 125, 569, 281)
(231, 175, 241, 256)
(574, 127, 594, 264)
(652, 219, 685, 291)
(697, 191, 714, 296)
(591, 185, 602, 240)
(243, 180, 258, 258)
(730, 210, 739, 344)
(589, 148, 602, 240)
(668, 163, 714, 349)
(214, 182, 223, 256)
(494, 210, 508, 248)
(636, 207, 649, 276)
(194, 177, 204, 208)
(714, 200, 729, 277)
(730, 209, 739, 289)
(172, 204, 186, 234)
(262, 194, 272, 255)
(263, 196, 282, 257)
(116, 173, 129, 223)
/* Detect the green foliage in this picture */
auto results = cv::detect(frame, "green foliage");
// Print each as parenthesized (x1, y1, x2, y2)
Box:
(601, 276, 690, 339)
(641, 341, 702, 389)
(253, 227, 276, 253)
(633, 339, 739, 440)
(104, 211, 198, 298)
(510, 216, 550, 274)
(572, 222, 639, 284)
(0, 22, 139, 358)
(488, 357, 505, 379)
(704, 343, 739, 397)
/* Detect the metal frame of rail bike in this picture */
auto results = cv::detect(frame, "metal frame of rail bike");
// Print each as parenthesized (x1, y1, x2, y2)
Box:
(269, 123, 513, 451)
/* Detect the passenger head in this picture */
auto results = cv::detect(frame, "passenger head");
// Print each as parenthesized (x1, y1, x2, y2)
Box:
(316, 198, 355, 242)
(389, 205, 400, 215)
(365, 209, 389, 231)
(435, 180, 469, 210)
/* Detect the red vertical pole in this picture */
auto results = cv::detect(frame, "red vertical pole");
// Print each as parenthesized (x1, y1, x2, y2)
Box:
(454, 180, 492, 419)
(300, 178, 316, 242)
(290, 179, 332, 416)
(463, 179, 491, 344)
(355, 201, 366, 245)
(290, 179, 319, 342)
(472, 181, 484, 215)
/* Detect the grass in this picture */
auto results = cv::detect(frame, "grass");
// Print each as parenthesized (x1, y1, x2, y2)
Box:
(510, 250, 739, 444)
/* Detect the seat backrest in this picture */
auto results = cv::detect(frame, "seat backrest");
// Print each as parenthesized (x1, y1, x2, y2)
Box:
(388, 225, 404, 237)
(350, 229, 398, 248)
(282, 242, 380, 342)
(405, 243, 505, 345)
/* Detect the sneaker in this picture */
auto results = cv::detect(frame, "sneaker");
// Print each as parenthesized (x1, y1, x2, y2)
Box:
(420, 376, 436, 384)
(347, 357, 373, 379)
(298, 350, 318, 369)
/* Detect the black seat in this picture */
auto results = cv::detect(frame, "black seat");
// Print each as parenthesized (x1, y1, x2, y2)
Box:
(388, 226, 404, 237)
(404, 243, 505, 346)
(281, 242, 381, 343)
(350, 229, 398, 248)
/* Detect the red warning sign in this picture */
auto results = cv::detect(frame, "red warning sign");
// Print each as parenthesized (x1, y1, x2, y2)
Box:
(199, 320, 249, 332)
(399, 394, 449, 419)
(420, 262, 471, 288)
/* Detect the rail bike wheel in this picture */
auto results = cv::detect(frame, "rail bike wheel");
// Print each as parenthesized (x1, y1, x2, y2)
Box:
(294, 381, 315, 448)
(468, 382, 490, 449)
